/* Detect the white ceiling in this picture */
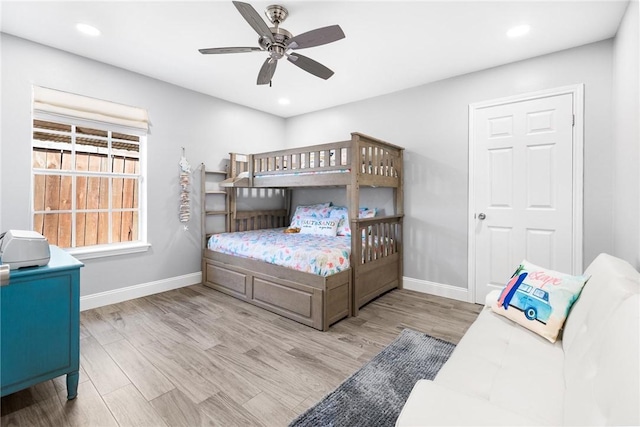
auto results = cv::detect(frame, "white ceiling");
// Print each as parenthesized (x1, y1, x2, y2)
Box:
(0, 0, 629, 118)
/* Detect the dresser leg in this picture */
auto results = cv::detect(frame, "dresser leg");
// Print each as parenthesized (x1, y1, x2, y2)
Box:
(66, 371, 79, 400)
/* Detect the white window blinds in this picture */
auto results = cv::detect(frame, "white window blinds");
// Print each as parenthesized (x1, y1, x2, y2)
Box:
(32, 86, 149, 133)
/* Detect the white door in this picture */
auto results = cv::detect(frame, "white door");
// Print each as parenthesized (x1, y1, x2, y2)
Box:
(471, 91, 579, 304)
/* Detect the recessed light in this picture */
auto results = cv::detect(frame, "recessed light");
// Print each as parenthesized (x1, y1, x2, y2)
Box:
(76, 23, 101, 37)
(506, 24, 530, 38)
(278, 98, 290, 105)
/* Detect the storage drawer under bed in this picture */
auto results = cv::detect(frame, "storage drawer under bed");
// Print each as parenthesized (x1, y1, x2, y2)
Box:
(204, 255, 351, 331)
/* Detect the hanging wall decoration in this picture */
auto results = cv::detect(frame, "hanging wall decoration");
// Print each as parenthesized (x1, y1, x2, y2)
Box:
(179, 148, 191, 228)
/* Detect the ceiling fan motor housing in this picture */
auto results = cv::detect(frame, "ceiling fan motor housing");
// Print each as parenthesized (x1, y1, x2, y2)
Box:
(259, 27, 292, 59)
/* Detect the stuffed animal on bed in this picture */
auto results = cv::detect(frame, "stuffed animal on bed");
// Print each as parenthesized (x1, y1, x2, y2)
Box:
(284, 227, 301, 233)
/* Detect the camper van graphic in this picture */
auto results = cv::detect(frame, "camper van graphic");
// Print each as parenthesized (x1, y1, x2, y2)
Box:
(508, 283, 552, 323)
(498, 271, 553, 324)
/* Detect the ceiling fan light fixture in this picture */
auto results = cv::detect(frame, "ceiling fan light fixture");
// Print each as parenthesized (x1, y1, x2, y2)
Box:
(278, 98, 290, 105)
(507, 24, 530, 38)
(76, 23, 101, 37)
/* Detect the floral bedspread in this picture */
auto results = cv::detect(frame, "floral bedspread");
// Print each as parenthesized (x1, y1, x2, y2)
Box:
(207, 228, 351, 276)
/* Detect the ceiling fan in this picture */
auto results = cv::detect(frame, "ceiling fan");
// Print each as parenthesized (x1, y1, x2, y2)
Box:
(199, 1, 345, 85)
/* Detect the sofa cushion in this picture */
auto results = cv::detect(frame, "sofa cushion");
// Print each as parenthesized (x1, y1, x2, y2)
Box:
(561, 254, 640, 426)
(562, 253, 639, 351)
(434, 308, 565, 425)
(490, 260, 589, 343)
(564, 290, 639, 425)
(396, 380, 540, 426)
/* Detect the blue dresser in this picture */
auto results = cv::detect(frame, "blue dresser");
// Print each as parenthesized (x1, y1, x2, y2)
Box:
(1, 245, 83, 399)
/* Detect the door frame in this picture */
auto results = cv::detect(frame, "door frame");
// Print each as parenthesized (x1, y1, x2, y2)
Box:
(467, 84, 584, 303)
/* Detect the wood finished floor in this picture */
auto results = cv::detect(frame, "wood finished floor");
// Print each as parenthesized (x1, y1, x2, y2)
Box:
(1, 285, 482, 427)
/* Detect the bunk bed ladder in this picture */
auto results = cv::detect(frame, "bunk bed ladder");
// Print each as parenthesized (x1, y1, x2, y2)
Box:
(200, 162, 230, 249)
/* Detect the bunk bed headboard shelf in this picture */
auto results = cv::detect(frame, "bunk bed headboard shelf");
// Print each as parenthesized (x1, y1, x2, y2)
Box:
(203, 132, 404, 330)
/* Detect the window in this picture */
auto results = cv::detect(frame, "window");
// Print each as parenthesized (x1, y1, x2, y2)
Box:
(532, 288, 549, 302)
(31, 87, 149, 258)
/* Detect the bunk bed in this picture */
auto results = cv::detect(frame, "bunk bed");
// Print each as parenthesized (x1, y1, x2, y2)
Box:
(202, 132, 404, 331)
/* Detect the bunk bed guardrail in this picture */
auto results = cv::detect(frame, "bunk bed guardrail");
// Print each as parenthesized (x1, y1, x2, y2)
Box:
(352, 214, 404, 315)
(220, 133, 403, 188)
(231, 209, 289, 232)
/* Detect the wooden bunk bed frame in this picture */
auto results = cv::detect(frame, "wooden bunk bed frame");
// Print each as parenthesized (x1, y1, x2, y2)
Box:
(202, 132, 404, 331)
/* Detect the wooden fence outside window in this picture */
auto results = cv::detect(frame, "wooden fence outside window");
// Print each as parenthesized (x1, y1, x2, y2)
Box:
(32, 120, 140, 249)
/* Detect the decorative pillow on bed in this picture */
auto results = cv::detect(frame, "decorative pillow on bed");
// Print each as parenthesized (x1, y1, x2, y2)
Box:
(359, 207, 377, 219)
(490, 260, 589, 343)
(327, 207, 379, 236)
(328, 206, 351, 236)
(289, 202, 332, 229)
(298, 218, 339, 236)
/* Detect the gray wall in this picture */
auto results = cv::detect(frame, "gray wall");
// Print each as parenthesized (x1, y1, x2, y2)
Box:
(612, 0, 640, 268)
(284, 40, 616, 289)
(2, 24, 637, 299)
(0, 34, 285, 296)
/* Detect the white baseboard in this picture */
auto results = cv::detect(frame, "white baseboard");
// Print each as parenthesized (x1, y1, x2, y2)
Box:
(80, 273, 469, 311)
(403, 276, 471, 303)
(80, 272, 202, 311)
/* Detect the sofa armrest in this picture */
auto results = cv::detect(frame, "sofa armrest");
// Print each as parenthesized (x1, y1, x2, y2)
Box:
(395, 380, 542, 426)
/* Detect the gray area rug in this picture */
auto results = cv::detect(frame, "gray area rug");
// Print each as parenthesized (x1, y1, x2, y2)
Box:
(288, 328, 456, 427)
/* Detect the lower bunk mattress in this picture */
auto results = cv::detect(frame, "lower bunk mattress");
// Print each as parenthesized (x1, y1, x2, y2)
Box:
(207, 228, 351, 276)
(204, 227, 401, 330)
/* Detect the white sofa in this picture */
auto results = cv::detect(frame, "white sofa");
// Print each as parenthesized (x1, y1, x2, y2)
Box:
(396, 253, 640, 426)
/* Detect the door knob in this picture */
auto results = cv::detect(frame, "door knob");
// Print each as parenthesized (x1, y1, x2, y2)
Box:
(477, 213, 486, 220)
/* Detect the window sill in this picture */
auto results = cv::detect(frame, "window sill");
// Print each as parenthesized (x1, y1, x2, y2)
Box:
(66, 242, 151, 261)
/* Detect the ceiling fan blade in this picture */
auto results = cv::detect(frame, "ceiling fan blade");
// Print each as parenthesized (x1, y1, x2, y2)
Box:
(257, 58, 277, 85)
(199, 47, 262, 54)
(287, 53, 334, 80)
(287, 25, 345, 50)
(232, 1, 275, 43)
